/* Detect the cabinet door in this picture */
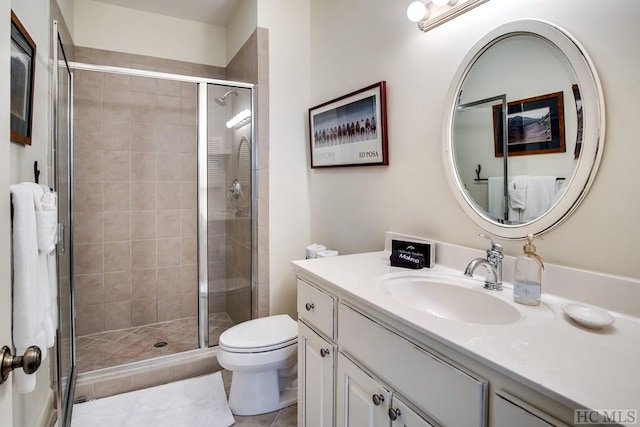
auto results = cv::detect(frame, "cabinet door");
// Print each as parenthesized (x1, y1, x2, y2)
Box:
(494, 393, 567, 427)
(389, 396, 437, 427)
(299, 321, 335, 427)
(337, 353, 391, 427)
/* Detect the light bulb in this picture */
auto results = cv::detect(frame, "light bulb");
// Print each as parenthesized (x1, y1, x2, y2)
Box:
(406, 2, 428, 22)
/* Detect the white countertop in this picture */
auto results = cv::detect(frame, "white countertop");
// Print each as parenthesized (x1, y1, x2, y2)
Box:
(291, 251, 640, 421)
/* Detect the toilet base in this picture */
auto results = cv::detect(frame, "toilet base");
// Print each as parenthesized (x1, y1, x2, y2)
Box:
(228, 370, 297, 416)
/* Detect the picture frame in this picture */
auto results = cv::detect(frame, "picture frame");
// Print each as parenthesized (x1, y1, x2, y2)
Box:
(309, 81, 388, 168)
(10, 11, 37, 146)
(572, 84, 583, 159)
(492, 91, 565, 157)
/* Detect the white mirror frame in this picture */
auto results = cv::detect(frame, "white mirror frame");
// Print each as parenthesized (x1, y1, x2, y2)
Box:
(443, 20, 605, 239)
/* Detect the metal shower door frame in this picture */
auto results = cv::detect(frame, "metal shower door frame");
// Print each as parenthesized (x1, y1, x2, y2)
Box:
(66, 60, 256, 351)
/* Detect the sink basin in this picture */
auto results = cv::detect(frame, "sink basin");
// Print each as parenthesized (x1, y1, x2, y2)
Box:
(377, 272, 521, 325)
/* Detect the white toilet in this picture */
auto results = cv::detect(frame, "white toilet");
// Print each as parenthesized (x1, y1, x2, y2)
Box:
(217, 314, 298, 416)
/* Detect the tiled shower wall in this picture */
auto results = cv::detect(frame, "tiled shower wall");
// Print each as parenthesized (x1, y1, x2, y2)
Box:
(73, 48, 225, 335)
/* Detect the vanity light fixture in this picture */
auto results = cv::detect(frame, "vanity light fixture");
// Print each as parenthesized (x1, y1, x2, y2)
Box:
(432, 0, 458, 6)
(226, 109, 251, 129)
(407, 0, 489, 32)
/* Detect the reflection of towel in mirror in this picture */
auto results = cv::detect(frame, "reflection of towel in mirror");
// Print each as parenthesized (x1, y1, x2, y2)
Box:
(488, 177, 504, 220)
(521, 176, 558, 221)
(551, 179, 568, 206)
(508, 176, 528, 211)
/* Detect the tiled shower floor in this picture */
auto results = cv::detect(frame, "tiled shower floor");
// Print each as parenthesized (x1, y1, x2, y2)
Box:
(76, 312, 235, 373)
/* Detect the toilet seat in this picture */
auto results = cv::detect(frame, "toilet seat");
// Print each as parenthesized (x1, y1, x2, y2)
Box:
(219, 314, 298, 353)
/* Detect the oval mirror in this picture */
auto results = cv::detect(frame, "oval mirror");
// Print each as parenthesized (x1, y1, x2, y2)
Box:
(443, 20, 605, 239)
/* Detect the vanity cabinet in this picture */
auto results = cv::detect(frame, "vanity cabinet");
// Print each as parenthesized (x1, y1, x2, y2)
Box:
(296, 274, 574, 427)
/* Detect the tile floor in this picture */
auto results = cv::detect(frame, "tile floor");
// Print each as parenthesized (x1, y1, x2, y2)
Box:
(76, 312, 298, 425)
(221, 370, 298, 427)
(76, 312, 235, 372)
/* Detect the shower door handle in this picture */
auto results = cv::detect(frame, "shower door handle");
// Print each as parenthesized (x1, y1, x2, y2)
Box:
(57, 223, 65, 255)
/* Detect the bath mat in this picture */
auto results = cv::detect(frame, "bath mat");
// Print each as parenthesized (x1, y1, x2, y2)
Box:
(71, 372, 234, 427)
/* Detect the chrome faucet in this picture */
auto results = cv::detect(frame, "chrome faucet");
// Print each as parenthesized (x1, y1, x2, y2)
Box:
(464, 234, 503, 291)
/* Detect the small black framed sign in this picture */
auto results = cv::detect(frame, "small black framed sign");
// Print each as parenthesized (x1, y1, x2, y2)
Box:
(10, 11, 37, 146)
(308, 81, 388, 168)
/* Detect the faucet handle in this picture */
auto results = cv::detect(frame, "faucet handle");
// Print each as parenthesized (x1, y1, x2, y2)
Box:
(478, 233, 503, 253)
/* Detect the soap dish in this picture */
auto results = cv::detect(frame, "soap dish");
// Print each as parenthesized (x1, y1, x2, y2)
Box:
(562, 303, 615, 330)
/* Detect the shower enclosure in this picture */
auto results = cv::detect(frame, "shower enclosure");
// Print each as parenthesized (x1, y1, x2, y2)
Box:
(68, 60, 255, 373)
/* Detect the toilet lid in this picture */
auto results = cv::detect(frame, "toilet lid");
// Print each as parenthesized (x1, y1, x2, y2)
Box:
(219, 314, 297, 352)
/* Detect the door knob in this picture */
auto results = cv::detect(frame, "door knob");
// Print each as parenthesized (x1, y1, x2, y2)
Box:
(320, 348, 330, 357)
(1, 345, 42, 384)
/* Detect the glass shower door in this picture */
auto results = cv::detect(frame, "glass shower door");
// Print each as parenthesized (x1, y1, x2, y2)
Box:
(206, 84, 253, 346)
(54, 27, 76, 427)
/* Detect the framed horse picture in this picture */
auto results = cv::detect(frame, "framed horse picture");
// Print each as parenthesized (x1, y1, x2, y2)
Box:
(309, 81, 388, 168)
(10, 11, 37, 146)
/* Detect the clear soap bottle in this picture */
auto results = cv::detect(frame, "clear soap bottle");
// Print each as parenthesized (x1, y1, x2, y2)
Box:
(513, 234, 544, 306)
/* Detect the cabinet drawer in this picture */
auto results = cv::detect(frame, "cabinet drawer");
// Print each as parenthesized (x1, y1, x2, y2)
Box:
(338, 303, 487, 427)
(494, 392, 568, 427)
(297, 279, 336, 338)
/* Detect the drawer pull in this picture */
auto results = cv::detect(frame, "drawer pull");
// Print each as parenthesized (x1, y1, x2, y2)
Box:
(305, 302, 315, 311)
(388, 407, 401, 421)
(320, 348, 330, 357)
(372, 394, 385, 406)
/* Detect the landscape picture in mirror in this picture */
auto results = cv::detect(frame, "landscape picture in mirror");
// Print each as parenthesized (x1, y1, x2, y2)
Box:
(442, 20, 605, 239)
(492, 91, 566, 157)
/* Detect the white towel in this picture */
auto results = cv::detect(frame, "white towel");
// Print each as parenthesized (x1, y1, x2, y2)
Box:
(10, 183, 57, 393)
(38, 186, 59, 335)
(36, 189, 58, 255)
(521, 176, 558, 221)
(508, 175, 528, 211)
(33, 185, 57, 348)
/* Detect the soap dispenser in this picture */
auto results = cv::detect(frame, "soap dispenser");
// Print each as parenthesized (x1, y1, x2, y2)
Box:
(513, 234, 544, 306)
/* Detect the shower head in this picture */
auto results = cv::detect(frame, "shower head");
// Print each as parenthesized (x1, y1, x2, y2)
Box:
(215, 90, 238, 106)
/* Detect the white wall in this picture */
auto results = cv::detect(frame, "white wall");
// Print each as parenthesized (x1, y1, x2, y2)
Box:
(10, 3, 52, 187)
(10, 2, 54, 426)
(308, 0, 640, 279)
(227, 0, 257, 66)
(73, 0, 227, 67)
(56, 0, 75, 36)
(258, 0, 311, 317)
